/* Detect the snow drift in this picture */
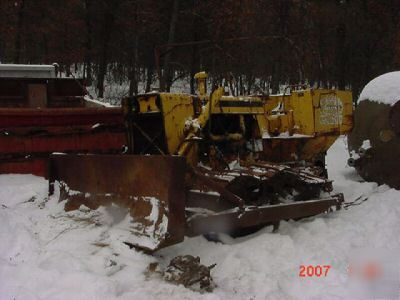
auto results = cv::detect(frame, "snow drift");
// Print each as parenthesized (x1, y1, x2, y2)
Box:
(1, 137, 400, 299)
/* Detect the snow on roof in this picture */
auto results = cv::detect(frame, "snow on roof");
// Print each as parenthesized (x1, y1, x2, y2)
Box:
(358, 71, 400, 105)
(0, 64, 55, 78)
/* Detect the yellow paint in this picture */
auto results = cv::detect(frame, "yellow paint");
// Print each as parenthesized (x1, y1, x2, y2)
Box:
(299, 135, 338, 160)
(194, 72, 207, 100)
(261, 89, 352, 136)
(128, 73, 353, 165)
(159, 93, 195, 155)
(137, 95, 160, 113)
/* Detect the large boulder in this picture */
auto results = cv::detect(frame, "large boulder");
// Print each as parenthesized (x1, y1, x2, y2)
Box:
(348, 72, 400, 188)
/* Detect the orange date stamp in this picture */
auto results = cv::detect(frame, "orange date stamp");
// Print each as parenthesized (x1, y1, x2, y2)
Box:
(299, 265, 331, 277)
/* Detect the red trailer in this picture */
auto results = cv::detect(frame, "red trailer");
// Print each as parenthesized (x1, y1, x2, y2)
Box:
(0, 64, 125, 176)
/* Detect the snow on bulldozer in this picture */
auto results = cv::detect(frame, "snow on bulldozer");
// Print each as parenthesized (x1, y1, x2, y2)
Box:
(49, 72, 353, 252)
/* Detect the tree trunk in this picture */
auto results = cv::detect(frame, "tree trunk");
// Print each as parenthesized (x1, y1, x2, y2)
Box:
(84, 0, 93, 85)
(129, 2, 139, 97)
(128, 36, 139, 96)
(189, 45, 198, 95)
(97, 3, 115, 98)
(161, 0, 180, 92)
(14, 0, 25, 63)
(189, 8, 199, 95)
(145, 66, 153, 93)
(335, 23, 347, 90)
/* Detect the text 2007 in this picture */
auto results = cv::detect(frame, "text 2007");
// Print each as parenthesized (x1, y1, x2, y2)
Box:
(299, 265, 331, 277)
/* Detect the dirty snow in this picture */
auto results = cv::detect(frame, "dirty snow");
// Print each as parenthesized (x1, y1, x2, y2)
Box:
(184, 117, 201, 132)
(359, 71, 400, 105)
(1, 137, 400, 299)
(360, 139, 371, 151)
(263, 131, 313, 139)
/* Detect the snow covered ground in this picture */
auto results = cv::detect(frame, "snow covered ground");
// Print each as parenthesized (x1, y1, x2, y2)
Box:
(1, 137, 400, 300)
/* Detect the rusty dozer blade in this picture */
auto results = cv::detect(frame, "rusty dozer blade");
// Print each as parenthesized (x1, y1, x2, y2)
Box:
(49, 154, 186, 252)
(186, 194, 343, 236)
(48, 154, 343, 252)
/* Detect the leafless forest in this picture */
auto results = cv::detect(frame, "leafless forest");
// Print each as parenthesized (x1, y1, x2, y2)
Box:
(1, 0, 399, 99)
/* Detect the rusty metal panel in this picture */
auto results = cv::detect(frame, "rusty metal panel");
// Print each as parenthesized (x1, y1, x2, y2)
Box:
(186, 195, 343, 236)
(261, 135, 338, 162)
(0, 107, 123, 127)
(28, 84, 47, 108)
(0, 107, 125, 175)
(0, 128, 125, 154)
(262, 138, 304, 161)
(0, 158, 47, 177)
(49, 154, 187, 251)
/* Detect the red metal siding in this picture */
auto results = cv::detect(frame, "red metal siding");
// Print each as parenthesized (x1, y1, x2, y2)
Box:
(0, 107, 126, 176)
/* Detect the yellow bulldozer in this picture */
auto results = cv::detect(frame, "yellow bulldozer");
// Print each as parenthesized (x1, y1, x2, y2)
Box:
(49, 72, 353, 251)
